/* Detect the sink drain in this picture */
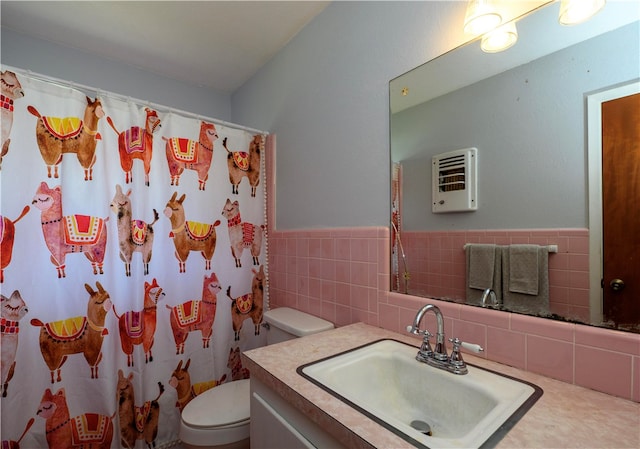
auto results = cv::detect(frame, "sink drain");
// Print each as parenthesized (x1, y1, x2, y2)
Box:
(410, 420, 432, 436)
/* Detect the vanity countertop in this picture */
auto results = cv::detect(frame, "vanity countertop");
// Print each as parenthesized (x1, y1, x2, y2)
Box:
(243, 322, 640, 449)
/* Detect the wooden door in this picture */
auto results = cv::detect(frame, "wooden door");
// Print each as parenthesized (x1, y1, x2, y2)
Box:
(602, 92, 640, 328)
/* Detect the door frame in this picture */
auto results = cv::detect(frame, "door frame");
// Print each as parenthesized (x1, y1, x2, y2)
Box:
(586, 79, 640, 325)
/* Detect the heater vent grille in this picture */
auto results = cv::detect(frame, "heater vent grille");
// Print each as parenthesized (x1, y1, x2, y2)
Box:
(437, 154, 467, 192)
(432, 148, 477, 213)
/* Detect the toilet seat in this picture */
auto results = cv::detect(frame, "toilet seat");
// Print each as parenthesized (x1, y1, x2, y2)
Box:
(182, 379, 250, 427)
(180, 379, 251, 446)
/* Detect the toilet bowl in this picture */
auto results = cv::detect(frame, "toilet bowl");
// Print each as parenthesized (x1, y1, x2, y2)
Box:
(180, 379, 251, 449)
(178, 307, 334, 449)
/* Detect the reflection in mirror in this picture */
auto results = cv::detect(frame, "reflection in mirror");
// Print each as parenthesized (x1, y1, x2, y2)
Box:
(389, 1, 640, 333)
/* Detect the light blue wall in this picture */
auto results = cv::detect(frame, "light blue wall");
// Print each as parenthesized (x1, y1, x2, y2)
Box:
(395, 22, 639, 231)
(232, 1, 470, 229)
(2, 2, 475, 229)
(1, 28, 232, 120)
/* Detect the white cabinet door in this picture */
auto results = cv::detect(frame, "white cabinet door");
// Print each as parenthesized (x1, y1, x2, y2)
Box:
(251, 392, 315, 449)
(250, 378, 346, 449)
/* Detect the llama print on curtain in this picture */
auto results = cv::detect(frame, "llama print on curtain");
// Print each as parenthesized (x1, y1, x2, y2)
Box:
(1, 69, 25, 169)
(391, 162, 404, 293)
(0, 66, 268, 449)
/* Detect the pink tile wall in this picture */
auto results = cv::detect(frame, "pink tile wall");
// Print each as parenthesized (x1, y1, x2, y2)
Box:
(402, 229, 591, 322)
(266, 226, 640, 402)
(269, 227, 386, 327)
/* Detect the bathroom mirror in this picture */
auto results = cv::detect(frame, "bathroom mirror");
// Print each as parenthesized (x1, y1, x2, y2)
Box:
(389, 1, 640, 332)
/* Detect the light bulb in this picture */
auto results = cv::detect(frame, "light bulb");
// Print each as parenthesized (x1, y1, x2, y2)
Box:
(559, 0, 606, 25)
(481, 22, 518, 53)
(464, 0, 503, 35)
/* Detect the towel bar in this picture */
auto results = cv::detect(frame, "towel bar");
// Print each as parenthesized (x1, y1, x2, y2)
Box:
(463, 244, 558, 253)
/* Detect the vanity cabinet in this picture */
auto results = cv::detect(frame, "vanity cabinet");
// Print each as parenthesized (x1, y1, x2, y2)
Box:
(243, 323, 640, 449)
(250, 377, 346, 449)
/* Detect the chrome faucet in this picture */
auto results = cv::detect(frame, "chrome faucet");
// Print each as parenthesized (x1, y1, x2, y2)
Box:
(407, 304, 448, 361)
(407, 304, 484, 375)
(481, 288, 499, 308)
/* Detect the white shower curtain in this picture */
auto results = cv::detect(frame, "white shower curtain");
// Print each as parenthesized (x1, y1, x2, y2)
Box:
(0, 66, 268, 448)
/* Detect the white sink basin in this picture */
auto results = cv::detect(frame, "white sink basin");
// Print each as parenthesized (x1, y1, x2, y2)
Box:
(298, 339, 542, 448)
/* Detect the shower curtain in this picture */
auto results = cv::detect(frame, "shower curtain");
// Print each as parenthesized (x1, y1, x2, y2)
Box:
(0, 67, 268, 448)
(391, 162, 402, 292)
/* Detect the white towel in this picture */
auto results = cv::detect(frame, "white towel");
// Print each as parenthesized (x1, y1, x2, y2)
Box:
(509, 244, 539, 295)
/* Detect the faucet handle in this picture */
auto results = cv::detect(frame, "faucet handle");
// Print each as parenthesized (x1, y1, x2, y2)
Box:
(406, 324, 425, 335)
(406, 325, 433, 343)
(416, 329, 434, 362)
(460, 341, 484, 353)
(407, 324, 434, 362)
(448, 337, 484, 354)
(406, 324, 432, 337)
(449, 338, 464, 364)
(448, 337, 485, 374)
(406, 324, 419, 334)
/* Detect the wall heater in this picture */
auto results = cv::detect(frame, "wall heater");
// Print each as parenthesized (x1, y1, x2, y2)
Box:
(432, 147, 477, 213)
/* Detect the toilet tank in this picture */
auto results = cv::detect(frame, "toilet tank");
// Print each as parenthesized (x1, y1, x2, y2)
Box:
(263, 307, 334, 345)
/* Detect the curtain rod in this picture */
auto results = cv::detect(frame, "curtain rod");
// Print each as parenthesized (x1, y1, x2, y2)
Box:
(4, 64, 269, 136)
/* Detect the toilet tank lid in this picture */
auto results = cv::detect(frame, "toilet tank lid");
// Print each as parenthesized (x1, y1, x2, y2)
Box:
(182, 379, 250, 428)
(263, 307, 334, 337)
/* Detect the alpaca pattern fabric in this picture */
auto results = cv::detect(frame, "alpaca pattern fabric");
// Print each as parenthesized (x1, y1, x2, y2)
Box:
(1, 95, 14, 112)
(0, 318, 19, 334)
(0, 66, 268, 447)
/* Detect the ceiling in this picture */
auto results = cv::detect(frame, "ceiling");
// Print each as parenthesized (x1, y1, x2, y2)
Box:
(1, 1, 330, 94)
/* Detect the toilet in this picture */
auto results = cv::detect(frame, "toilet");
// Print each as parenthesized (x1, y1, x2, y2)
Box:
(178, 307, 334, 449)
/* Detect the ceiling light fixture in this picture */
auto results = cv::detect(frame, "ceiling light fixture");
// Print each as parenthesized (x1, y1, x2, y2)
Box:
(481, 21, 518, 53)
(558, 0, 606, 26)
(463, 0, 503, 35)
(465, 0, 607, 54)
